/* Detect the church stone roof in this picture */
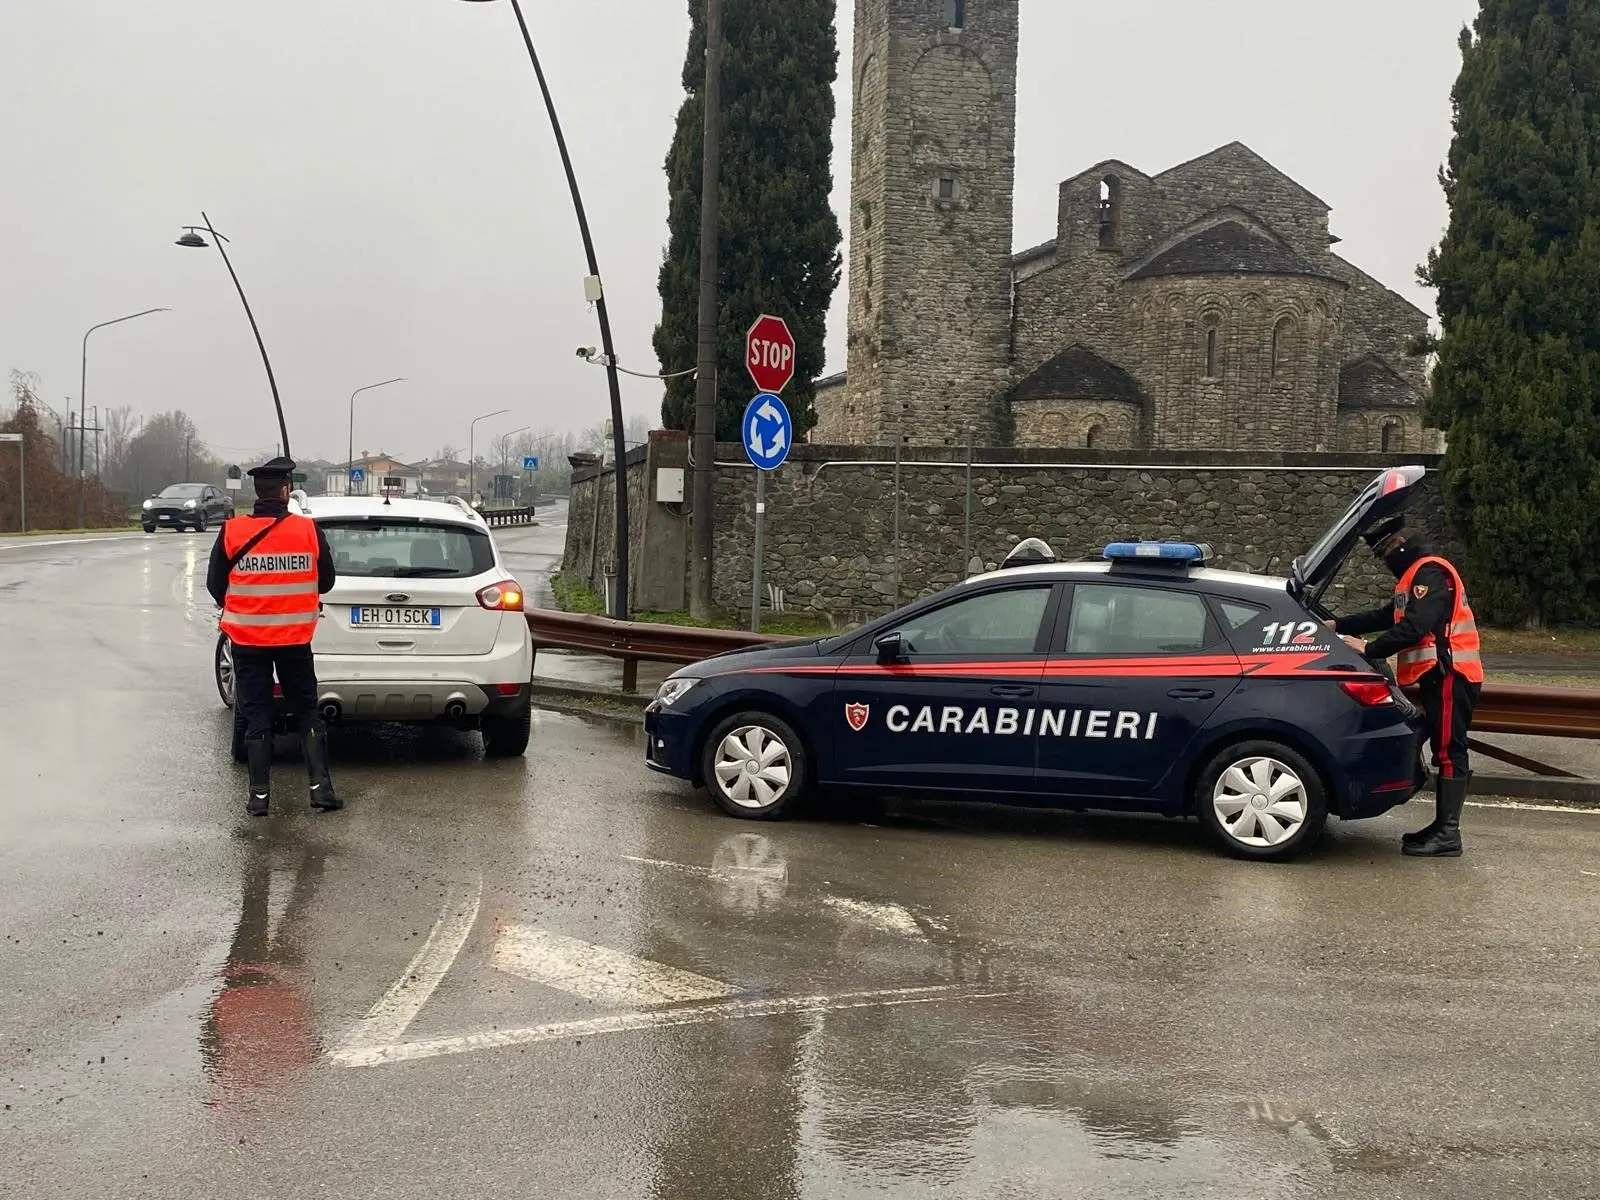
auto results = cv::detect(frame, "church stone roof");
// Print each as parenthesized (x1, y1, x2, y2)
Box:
(1338, 356, 1423, 410)
(1128, 221, 1330, 282)
(1011, 346, 1144, 403)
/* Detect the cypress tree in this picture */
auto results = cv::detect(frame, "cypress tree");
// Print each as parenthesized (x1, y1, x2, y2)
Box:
(1420, 1, 1600, 626)
(654, 0, 843, 441)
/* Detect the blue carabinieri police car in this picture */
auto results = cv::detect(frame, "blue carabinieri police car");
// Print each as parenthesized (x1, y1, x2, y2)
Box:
(644, 467, 1428, 861)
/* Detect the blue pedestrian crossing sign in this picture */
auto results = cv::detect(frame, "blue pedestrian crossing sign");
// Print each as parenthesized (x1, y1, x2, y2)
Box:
(348, 467, 366, 485)
(742, 393, 792, 471)
(523, 456, 540, 471)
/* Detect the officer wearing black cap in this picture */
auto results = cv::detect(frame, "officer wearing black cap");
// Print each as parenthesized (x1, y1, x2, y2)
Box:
(1328, 517, 1484, 857)
(206, 457, 340, 817)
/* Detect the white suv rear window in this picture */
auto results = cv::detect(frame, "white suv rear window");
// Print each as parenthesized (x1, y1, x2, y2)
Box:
(320, 519, 495, 579)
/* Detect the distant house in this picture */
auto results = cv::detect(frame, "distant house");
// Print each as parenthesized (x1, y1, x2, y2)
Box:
(326, 452, 421, 497)
(414, 458, 472, 497)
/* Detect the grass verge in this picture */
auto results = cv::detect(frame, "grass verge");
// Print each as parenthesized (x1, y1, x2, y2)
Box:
(548, 572, 838, 638)
(1478, 627, 1600, 656)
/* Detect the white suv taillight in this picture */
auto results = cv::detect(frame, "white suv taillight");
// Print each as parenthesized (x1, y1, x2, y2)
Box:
(477, 580, 524, 612)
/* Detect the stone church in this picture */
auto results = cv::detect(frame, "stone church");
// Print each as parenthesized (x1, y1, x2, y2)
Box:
(811, 0, 1440, 454)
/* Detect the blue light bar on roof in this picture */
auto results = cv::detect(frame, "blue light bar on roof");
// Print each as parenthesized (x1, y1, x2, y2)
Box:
(1104, 541, 1209, 564)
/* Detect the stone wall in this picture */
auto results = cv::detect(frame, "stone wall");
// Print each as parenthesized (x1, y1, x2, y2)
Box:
(1337, 411, 1428, 454)
(1012, 398, 1140, 449)
(565, 443, 1456, 629)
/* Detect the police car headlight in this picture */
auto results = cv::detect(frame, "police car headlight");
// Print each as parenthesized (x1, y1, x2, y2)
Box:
(141, 499, 153, 509)
(184, 499, 198, 509)
(655, 678, 700, 707)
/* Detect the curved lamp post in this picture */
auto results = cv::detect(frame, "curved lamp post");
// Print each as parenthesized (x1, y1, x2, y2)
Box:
(176, 214, 291, 461)
(469, 408, 511, 503)
(347, 377, 407, 493)
(454, 0, 630, 619)
(493, 425, 531, 501)
(79, 307, 170, 528)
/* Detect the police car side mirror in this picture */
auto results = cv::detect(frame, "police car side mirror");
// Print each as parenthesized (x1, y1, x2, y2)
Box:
(874, 632, 907, 663)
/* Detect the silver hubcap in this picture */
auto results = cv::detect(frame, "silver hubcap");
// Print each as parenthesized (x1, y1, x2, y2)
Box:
(713, 726, 792, 810)
(218, 640, 234, 704)
(1213, 757, 1308, 848)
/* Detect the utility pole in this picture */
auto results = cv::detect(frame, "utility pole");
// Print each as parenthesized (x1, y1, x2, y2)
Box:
(689, 0, 725, 620)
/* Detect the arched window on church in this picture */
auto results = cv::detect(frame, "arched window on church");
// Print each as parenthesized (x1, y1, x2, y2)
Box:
(946, 0, 966, 30)
(1271, 316, 1296, 378)
(1097, 176, 1121, 249)
(1200, 312, 1222, 379)
(1381, 420, 1404, 452)
(1085, 424, 1104, 449)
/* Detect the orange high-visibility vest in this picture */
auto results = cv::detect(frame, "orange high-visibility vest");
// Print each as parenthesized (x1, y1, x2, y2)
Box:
(220, 515, 321, 647)
(1393, 556, 1483, 685)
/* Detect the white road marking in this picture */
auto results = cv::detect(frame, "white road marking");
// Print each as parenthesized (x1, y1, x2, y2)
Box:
(328, 985, 1010, 1068)
(822, 896, 928, 939)
(621, 853, 778, 878)
(493, 925, 740, 1007)
(0, 534, 147, 551)
(620, 855, 721, 878)
(331, 876, 483, 1054)
(1466, 799, 1600, 815)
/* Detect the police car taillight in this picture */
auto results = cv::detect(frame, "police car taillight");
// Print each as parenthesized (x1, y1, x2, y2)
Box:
(1340, 679, 1395, 707)
(477, 581, 524, 612)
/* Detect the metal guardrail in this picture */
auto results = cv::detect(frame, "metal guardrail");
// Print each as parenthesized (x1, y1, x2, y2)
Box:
(527, 609, 800, 693)
(480, 506, 538, 528)
(525, 611, 1600, 772)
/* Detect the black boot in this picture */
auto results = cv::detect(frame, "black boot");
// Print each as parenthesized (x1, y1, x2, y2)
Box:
(1404, 773, 1467, 857)
(303, 725, 343, 813)
(245, 736, 272, 818)
(1402, 762, 1437, 846)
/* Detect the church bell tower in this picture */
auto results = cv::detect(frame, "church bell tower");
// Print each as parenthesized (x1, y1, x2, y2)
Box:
(843, 0, 1021, 447)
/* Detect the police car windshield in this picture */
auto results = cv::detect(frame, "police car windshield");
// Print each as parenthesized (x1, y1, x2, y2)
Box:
(319, 518, 495, 579)
(159, 484, 206, 498)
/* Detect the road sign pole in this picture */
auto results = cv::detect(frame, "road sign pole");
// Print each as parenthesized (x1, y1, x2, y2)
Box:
(751, 469, 767, 634)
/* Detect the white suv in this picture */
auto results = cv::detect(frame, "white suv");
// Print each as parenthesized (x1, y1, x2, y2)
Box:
(216, 493, 534, 759)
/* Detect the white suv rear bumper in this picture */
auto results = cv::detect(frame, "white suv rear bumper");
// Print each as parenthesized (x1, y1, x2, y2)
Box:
(312, 627, 532, 722)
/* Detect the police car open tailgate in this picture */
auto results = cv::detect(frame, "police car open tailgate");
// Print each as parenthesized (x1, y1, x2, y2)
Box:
(1290, 465, 1426, 611)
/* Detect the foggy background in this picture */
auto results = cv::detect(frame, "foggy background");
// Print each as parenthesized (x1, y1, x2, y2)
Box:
(0, 0, 1477, 465)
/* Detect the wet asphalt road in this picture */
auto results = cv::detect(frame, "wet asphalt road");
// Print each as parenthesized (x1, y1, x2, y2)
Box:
(4, 518, 1600, 1199)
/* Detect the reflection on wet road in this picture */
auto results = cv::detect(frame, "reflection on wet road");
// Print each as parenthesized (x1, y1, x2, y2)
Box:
(3, 520, 1600, 1198)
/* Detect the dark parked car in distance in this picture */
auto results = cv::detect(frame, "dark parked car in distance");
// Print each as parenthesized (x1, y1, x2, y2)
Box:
(142, 483, 235, 533)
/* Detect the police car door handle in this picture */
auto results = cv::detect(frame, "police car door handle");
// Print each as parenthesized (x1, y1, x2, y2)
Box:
(1167, 687, 1215, 701)
(990, 684, 1035, 699)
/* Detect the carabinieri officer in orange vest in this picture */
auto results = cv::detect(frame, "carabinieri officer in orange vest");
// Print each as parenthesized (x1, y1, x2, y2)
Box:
(205, 457, 340, 818)
(1331, 516, 1484, 857)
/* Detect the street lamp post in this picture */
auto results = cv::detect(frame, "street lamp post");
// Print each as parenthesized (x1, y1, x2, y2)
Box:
(347, 377, 407, 495)
(469, 409, 511, 504)
(492, 425, 530, 504)
(176, 214, 290, 459)
(454, 0, 631, 620)
(79, 307, 169, 529)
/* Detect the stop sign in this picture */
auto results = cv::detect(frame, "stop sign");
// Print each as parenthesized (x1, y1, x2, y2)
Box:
(746, 314, 797, 394)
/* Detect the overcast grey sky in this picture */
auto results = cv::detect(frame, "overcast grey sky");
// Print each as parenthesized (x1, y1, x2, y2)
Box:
(1, 0, 1477, 465)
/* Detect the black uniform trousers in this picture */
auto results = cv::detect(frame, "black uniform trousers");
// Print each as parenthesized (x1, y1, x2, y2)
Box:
(234, 643, 321, 741)
(1416, 667, 1480, 780)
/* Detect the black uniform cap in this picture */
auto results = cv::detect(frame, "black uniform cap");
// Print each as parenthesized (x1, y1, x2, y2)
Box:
(1362, 515, 1406, 550)
(247, 455, 297, 482)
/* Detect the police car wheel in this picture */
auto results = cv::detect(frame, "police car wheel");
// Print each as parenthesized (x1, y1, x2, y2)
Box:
(1196, 741, 1327, 861)
(702, 712, 810, 820)
(215, 635, 235, 709)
